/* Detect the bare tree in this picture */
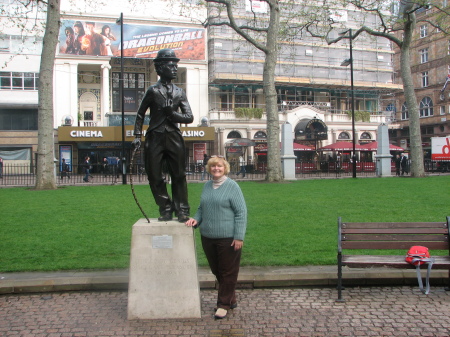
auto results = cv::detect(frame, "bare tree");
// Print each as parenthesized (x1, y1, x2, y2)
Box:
(35, 0, 60, 189)
(203, 0, 283, 181)
(305, 0, 450, 177)
(1, 0, 60, 189)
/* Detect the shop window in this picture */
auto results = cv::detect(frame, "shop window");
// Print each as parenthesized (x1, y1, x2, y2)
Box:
(112, 72, 145, 112)
(419, 97, 433, 117)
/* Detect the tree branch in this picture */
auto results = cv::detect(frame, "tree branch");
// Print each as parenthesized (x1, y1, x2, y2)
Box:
(204, 0, 268, 53)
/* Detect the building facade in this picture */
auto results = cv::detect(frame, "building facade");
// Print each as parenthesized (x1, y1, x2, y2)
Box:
(0, 1, 211, 172)
(206, 1, 401, 168)
(390, 3, 450, 159)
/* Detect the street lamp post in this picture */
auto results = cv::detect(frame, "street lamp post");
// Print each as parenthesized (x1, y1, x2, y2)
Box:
(116, 13, 127, 185)
(340, 29, 357, 178)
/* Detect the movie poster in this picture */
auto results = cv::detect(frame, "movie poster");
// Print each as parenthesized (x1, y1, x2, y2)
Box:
(59, 19, 206, 60)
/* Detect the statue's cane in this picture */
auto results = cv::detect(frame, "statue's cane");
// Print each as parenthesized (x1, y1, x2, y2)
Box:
(130, 141, 150, 223)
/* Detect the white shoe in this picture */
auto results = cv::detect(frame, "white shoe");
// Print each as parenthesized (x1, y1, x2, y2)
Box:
(214, 308, 227, 319)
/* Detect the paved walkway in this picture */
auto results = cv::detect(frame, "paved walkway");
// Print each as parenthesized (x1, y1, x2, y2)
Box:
(1, 286, 450, 336)
(1, 266, 450, 336)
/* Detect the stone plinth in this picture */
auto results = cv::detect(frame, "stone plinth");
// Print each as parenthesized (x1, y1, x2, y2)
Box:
(127, 219, 201, 320)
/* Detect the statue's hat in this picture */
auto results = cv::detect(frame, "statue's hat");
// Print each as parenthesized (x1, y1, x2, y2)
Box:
(154, 49, 180, 63)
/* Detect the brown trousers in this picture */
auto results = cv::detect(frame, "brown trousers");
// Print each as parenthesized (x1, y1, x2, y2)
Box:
(201, 236, 242, 310)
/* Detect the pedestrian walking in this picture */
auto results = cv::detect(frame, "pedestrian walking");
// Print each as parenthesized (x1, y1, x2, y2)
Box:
(400, 153, 409, 175)
(236, 156, 246, 178)
(83, 156, 92, 182)
(201, 153, 210, 181)
(60, 158, 71, 180)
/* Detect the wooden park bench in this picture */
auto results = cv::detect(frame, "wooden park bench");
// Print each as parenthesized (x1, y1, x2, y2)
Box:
(337, 216, 450, 301)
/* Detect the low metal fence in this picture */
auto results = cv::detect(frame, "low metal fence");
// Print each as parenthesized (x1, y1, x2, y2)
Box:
(0, 159, 446, 187)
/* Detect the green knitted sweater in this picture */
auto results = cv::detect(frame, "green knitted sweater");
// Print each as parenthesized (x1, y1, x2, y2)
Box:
(193, 178, 247, 241)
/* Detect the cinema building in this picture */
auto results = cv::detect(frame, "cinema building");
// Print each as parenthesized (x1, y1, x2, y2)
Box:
(0, 1, 213, 172)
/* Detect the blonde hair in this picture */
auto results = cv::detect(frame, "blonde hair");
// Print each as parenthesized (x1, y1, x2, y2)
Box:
(206, 156, 230, 175)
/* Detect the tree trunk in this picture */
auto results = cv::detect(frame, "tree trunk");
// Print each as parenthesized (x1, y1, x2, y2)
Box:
(35, 0, 61, 190)
(401, 14, 425, 177)
(264, 1, 282, 182)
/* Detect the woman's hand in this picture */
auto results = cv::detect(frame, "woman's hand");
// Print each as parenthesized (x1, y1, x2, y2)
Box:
(185, 218, 198, 227)
(231, 239, 243, 251)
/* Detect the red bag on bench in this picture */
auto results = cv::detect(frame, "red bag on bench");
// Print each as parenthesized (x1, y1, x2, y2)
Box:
(405, 246, 434, 294)
(405, 246, 430, 265)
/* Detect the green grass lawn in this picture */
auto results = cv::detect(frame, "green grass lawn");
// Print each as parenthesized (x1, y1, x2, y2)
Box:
(0, 176, 448, 272)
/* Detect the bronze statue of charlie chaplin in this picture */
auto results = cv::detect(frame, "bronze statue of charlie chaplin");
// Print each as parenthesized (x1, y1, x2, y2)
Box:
(132, 49, 193, 222)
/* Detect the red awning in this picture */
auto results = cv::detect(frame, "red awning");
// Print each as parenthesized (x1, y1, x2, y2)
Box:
(318, 141, 365, 151)
(293, 143, 315, 151)
(278, 142, 315, 151)
(361, 141, 404, 151)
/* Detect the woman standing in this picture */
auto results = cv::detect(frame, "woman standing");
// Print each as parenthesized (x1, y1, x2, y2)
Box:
(185, 156, 247, 319)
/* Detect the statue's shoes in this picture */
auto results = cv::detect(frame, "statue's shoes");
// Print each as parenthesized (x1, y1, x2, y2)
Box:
(177, 214, 190, 223)
(158, 213, 172, 221)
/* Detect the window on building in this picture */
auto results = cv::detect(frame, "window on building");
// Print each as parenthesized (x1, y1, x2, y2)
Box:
(386, 103, 396, 112)
(419, 97, 433, 117)
(338, 132, 350, 140)
(421, 71, 429, 87)
(0, 109, 38, 130)
(254, 131, 267, 139)
(440, 106, 446, 115)
(420, 25, 428, 38)
(360, 132, 372, 140)
(401, 102, 409, 120)
(219, 91, 232, 111)
(227, 131, 242, 138)
(83, 111, 93, 121)
(234, 87, 250, 109)
(421, 126, 434, 134)
(112, 72, 145, 112)
(420, 48, 429, 63)
(0, 34, 43, 55)
(0, 72, 39, 90)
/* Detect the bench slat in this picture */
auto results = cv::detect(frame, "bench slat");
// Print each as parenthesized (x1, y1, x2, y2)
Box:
(342, 228, 448, 234)
(342, 241, 449, 250)
(342, 222, 447, 229)
(342, 255, 450, 269)
(342, 234, 448, 242)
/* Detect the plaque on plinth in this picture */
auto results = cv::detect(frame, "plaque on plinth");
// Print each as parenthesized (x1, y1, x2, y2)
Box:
(127, 218, 201, 320)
